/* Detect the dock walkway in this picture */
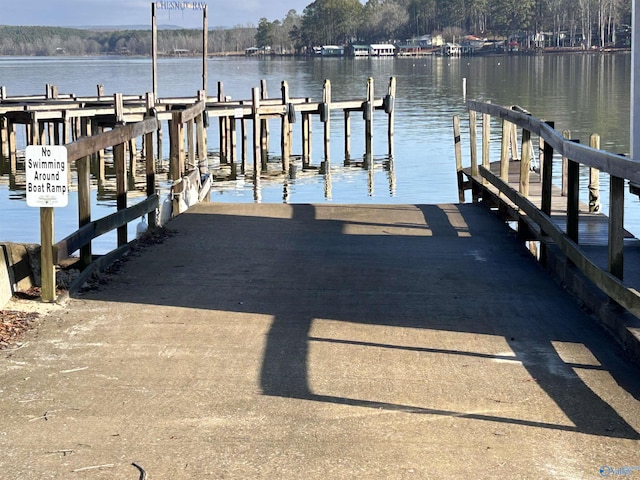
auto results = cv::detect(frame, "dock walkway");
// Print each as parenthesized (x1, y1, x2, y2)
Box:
(2, 202, 640, 479)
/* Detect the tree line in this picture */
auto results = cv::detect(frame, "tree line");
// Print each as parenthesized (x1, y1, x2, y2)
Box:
(0, 25, 256, 56)
(273, 0, 632, 52)
(0, 0, 632, 56)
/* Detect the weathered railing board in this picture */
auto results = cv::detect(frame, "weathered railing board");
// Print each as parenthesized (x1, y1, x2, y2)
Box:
(66, 117, 158, 162)
(55, 194, 159, 263)
(467, 100, 640, 184)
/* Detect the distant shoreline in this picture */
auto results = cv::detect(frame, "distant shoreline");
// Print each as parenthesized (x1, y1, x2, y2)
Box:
(0, 46, 631, 59)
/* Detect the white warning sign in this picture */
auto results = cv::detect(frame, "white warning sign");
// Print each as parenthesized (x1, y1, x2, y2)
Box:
(25, 145, 69, 208)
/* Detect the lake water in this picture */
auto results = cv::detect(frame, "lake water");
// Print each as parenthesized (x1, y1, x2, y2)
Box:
(0, 53, 636, 252)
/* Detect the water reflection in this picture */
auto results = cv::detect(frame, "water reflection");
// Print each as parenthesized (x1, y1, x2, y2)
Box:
(0, 53, 635, 249)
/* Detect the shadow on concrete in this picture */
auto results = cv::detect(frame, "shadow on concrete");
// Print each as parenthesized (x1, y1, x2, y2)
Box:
(78, 202, 640, 440)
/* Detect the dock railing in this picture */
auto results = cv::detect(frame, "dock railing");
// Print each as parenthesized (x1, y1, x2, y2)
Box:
(49, 109, 162, 301)
(455, 100, 640, 320)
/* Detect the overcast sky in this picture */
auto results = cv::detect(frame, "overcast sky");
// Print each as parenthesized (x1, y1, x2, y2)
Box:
(1, 1, 311, 28)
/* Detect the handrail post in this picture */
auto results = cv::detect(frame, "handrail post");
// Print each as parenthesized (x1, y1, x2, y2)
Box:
(468, 109, 478, 202)
(114, 142, 127, 247)
(145, 107, 157, 228)
(77, 153, 92, 267)
(500, 119, 511, 181)
(469, 109, 478, 177)
(566, 140, 580, 245)
(541, 121, 555, 216)
(481, 105, 490, 186)
(561, 129, 571, 196)
(519, 128, 532, 197)
(540, 121, 555, 265)
(609, 175, 625, 280)
(589, 133, 601, 213)
(453, 115, 464, 203)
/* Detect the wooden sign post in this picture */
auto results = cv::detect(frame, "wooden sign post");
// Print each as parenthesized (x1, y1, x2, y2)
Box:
(25, 145, 68, 303)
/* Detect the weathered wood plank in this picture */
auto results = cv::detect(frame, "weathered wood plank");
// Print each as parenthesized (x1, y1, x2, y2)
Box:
(65, 117, 157, 162)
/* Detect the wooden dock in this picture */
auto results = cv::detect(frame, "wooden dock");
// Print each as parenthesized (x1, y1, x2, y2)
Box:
(0, 78, 396, 301)
(454, 102, 640, 363)
(0, 77, 396, 183)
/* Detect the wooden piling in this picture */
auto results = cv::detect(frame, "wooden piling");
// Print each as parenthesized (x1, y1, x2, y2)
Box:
(252, 87, 262, 177)
(281, 81, 291, 173)
(241, 117, 247, 174)
(8, 120, 17, 173)
(230, 112, 237, 167)
(509, 120, 519, 160)
(387, 76, 396, 158)
(260, 80, 270, 157)
(302, 112, 311, 166)
(114, 93, 124, 124)
(469, 110, 478, 177)
(344, 110, 351, 160)
(196, 111, 207, 177)
(0, 116, 8, 161)
(218, 82, 227, 163)
(145, 109, 157, 228)
(169, 110, 185, 180)
(187, 118, 195, 169)
(323, 80, 331, 162)
(365, 77, 374, 159)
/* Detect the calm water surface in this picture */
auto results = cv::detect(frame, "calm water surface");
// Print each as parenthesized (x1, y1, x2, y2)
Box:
(0, 54, 636, 251)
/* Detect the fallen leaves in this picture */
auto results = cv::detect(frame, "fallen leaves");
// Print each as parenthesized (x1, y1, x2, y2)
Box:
(0, 309, 39, 349)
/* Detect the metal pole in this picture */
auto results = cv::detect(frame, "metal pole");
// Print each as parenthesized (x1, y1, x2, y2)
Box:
(202, 5, 208, 94)
(632, 1, 639, 161)
(152, 2, 158, 102)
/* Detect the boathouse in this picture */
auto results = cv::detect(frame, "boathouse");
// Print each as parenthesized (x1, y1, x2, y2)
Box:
(321, 45, 345, 56)
(396, 45, 433, 56)
(350, 45, 370, 57)
(369, 44, 396, 56)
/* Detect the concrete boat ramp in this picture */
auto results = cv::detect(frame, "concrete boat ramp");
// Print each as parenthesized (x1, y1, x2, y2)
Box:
(2, 202, 640, 479)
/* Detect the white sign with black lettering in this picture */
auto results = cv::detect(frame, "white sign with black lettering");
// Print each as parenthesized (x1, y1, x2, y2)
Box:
(25, 145, 68, 208)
